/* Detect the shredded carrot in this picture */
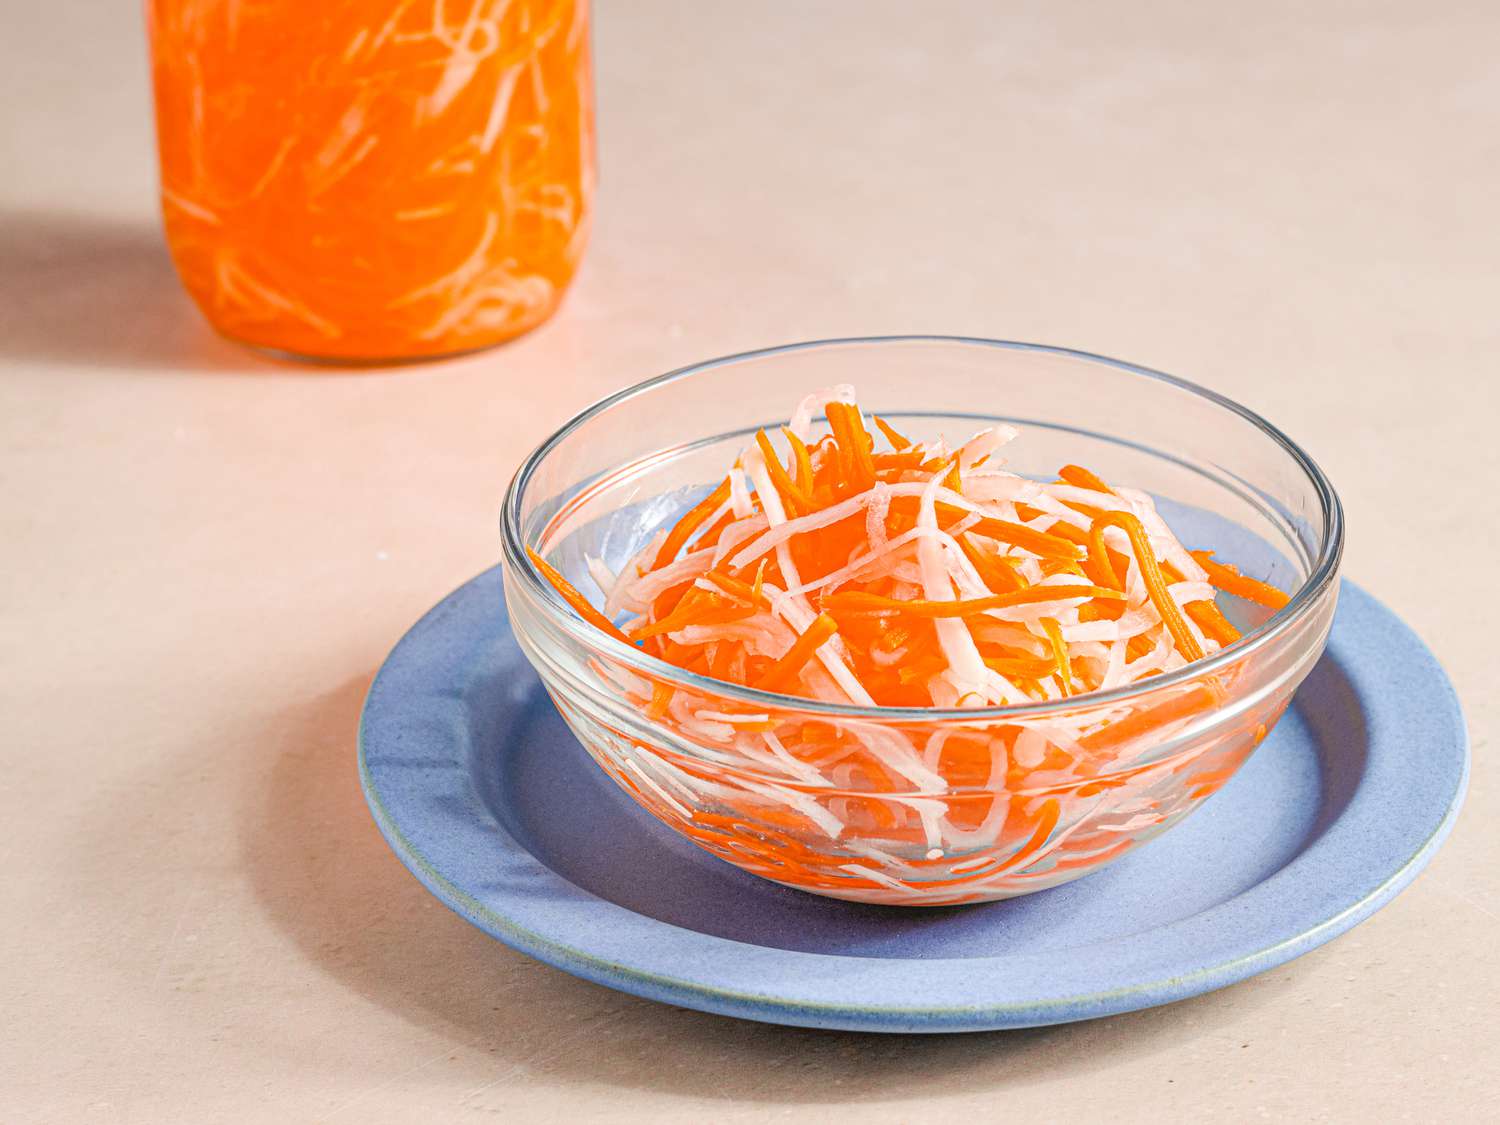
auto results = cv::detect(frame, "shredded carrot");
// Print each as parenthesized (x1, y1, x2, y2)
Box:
(527, 547, 636, 646)
(694, 508, 738, 552)
(842, 407, 878, 482)
(826, 585, 1123, 618)
(754, 431, 810, 517)
(645, 680, 674, 719)
(1161, 557, 1234, 645)
(653, 477, 731, 569)
(1087, 521, 1122, 589)
(958, 533, 1027, 594)
(783, 427, 815, 495)
(885, 498, 1083, 562)
(1059, 464, 1114, 493)
(630, 593, 759, 639)
(873, 416, 912, 450)
(994, 799, 1060, 874)
(825, 403, 876, 491)
(872, 450, 925, 473)
(1091, 511, 1205, 663)
(1044, 521, 1092, 548)
(1040, 617, 1073, 695)
(960, 512, 1083, 562)
(1191, 551, 1291, 610)
(1186, 601, 1241, 646)
(983, 652, 1060, 679)
(702, 569, 772, 610)
(754, 614, 839, 692)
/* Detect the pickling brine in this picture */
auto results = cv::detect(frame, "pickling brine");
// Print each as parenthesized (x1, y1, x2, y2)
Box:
(147, 0, 595, 362)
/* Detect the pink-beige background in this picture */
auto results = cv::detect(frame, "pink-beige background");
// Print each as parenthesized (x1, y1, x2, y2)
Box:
(2, 1, 1496, 1121)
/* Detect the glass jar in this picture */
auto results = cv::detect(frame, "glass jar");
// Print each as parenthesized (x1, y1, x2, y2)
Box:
(147, 0, 595, 363)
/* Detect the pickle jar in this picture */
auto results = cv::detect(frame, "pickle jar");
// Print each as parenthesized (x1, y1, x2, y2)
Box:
(147, 1, 595, 362)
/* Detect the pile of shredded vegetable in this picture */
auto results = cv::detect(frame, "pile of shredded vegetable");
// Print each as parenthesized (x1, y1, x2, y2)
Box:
(526, 386, 1294, 903)
(534, 385, 1288, 710)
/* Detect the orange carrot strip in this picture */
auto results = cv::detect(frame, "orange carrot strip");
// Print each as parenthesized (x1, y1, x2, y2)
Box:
(1058, 500, 1110, 524)
(631, 596, 759, 639)
(941, 457, 962, 494)
(897, 651, 951, 686)
(957, 533, 1026, 594)
(873, 416, 912, 450)
(1040, 557, 1087, 579)
(871, 450, 926, 471)
(693, 508, 738, 552)
(825, 585, 1123, 618)
(1079, 683, 1218, 750)
(527, 547, 636, 646)
(645, 681, 674, 719)
(653, 477, 732, 569)
(751, 558, 768, 602)
(889, 498, 1084, 562)
(702, 569, 772, 610)
(1091, 511, 1205, 663)
(994, 799, 1061, 874)
(1190, 551, 1290, 610)
(782, 427, 815, 496)
(960, 512, 1083, 562)
(754, 430, 810, 516)
(1088, 521, 1121, 589)
(982, 653, 1059, 678)
(650, 578, 695, 623)
(843, 406, 878, 480)
(1040, 617, 1073, 695)
(1059, 464, 1114, 494)
(754, 614, 839, 692)
(1159, 560, 1230, 661)
(1186, 600, 1241, 646)
(1042, 521, 1091, 547)
(826, 403, 875, 490)
(822, 404, 853, 480)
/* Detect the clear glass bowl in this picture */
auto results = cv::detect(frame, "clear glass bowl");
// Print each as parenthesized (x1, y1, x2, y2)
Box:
(501, 338, 1343, 905)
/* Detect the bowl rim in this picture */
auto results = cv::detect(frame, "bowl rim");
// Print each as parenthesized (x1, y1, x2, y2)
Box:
(501, 335, 1345, 720)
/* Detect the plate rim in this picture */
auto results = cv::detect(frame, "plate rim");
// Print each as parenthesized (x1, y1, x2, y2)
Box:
(358, 571, 1469, 1032)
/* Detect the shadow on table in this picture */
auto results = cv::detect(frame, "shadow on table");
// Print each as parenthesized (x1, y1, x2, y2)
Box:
(240, 676, 1297, 1107)
(0, 208, 263, 372)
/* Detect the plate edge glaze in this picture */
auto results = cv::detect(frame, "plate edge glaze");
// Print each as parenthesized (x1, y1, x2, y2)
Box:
(357, 573, 1469, 1033)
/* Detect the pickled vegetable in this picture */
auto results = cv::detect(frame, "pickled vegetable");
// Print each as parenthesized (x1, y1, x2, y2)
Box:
(148, 0, 594, 360)
(528, 387, 1295, 903)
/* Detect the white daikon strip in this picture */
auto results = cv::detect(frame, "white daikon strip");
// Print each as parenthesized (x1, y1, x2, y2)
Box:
(957, 424, 1019, 469)
(710, 512, 767, 567)
(727, 466, 754, 518)
(788, 383, 857, 440)
(838, 863, 911, 892)
(624, 758, 695, 820)
(619, 547, 715, 605)
(761, 730, 834, 787)
(865, 481, 891, 555)
(915, 470, 994, 704)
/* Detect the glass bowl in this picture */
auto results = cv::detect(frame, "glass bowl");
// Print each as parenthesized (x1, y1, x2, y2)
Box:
(501, 337, 1343, 906)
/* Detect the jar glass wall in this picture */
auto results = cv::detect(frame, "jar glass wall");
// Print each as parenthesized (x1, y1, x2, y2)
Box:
(147, 0, 595, 362)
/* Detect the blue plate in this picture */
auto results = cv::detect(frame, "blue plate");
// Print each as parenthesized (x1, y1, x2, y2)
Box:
(359, 570, 1467, 1033)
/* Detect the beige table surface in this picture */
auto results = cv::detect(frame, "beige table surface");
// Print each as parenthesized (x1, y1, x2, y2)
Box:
(4, 2, 1497, 1121)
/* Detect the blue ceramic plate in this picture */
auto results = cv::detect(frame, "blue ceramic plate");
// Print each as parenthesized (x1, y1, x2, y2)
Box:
(359, 570, 1467, 1033)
